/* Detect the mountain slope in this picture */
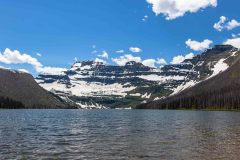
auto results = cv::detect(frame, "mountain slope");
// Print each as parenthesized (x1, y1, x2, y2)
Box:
(0, 69, 76, 109)
(136, 50, 240, 110)
(36, 45, 238, 109)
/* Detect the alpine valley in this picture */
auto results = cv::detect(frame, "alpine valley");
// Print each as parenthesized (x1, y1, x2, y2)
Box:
(33, 45, 239, 109)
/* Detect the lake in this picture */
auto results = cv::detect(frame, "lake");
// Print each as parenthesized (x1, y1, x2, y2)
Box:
(0, 110, 240, 160)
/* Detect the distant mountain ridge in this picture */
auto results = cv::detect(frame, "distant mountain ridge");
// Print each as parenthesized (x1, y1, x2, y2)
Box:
(36, 45, 239, 109)
(0, 68, 76, 109)
(136, 48, 240, 110)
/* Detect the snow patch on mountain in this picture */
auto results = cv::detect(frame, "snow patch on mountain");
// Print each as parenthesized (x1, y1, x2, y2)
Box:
(76, 102, 107, 109)
(38, 80, 136, 97)
(138, 74, 185, 82)
(129, 93, 142, 97)
(171, 80, 197, 96)
(141, 93, 152, 99)
(209, 59, 229, 79)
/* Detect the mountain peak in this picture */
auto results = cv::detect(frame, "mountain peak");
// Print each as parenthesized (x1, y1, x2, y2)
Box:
(125, 61, 145, 67)
(214, 45, 236, 50)
(81, 60, 104, 66)
(204, 45, 237, 55)
(71, 60, 105, 70)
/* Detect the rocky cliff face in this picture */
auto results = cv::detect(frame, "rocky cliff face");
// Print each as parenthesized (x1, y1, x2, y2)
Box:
(36, 45, 238, 109)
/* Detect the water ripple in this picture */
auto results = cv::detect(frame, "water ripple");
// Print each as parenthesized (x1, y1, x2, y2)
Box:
(0, 110, 240, 159)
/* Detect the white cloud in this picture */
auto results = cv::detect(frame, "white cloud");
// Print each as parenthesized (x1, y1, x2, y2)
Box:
(224, 37, 240, 49)
(213, 16, 226, 31)
(156, 58, 167, 65)
(95, 58, 107, 64)
(18, 69, 29, 73)
(214, 16, 240, 31)
(185, 52, 194, 59)
(36, 66, 67, 75)
(186, 39, 213, 51)
(171, 55, 185, 64)
(226, 19, 240, 30)
(0, 48, 42, 68)
(98, 50, 108, 59)
(0, 48, 67, 75)
(36, 53, 42, 57)
(171, 53, 194, 64)
(112, 54, 142, 66)
(142, 15, 148, 21)
(74, 57, 78, 61)
(112, 54, 167, 67)
(116, 50, 124, 53)
(129, 47, 142, 53)
(142, 59, 156, 67)
(142, 58, 167, 67)
(146, 0, 217, 20)
(92, 45, 96, 49)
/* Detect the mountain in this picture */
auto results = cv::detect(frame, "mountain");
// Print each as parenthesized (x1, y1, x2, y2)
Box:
(136, 48, 240, 110)
(0, 68, 76, 109)
(36, 45, 239, 109)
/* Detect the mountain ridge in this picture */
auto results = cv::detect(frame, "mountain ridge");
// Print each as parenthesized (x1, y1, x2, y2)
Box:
(136, 49, 240, 110)
(36, 45, 239, 109)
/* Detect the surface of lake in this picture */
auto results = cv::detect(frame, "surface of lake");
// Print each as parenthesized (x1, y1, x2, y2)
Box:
(0, 110, 240, 160)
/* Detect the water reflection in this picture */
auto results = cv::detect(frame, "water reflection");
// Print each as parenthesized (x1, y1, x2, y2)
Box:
(0, 110, 240, 159)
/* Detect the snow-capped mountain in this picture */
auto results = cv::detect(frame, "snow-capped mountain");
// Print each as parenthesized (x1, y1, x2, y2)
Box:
(36, 45, 238, 109)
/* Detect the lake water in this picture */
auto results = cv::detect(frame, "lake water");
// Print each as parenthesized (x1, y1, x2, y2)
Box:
(0, 110, 240, 160)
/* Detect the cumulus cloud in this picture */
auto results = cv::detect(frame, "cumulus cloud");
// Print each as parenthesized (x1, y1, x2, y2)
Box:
(0, 48, 67, 75)
(226, 19, 240, 30)
(0, 48, 42, 68)
(98, 50, 108, 59)
(223, 37, 240, 49)
(156, 58, 167, 65)
(186, 39, 213, 51)
(214, 16, 240, 31)
(171, 53, 194, 64)
(146, 0, 217, 20)
(213, 16, 226, 31)
(116, 50, 124, 53)
(142, 58, 167, 67)
(129, 47, 142, 53)
(142, 59, 156, 67)
(35, 66, 67, 75)
(112, 54, 167, 67)
(185, 53, 195, 59)
(112, 54, 142, 66)
(171, 56, 185, 64)
(95, 58, 107, 64)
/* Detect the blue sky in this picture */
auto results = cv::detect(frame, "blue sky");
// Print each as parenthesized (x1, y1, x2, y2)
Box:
(0, 0, 240, 75)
